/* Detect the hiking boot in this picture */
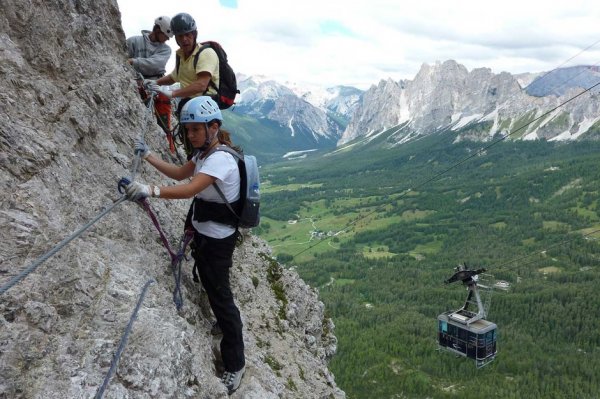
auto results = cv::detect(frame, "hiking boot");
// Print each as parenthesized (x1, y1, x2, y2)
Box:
(221, 366, 245, 394)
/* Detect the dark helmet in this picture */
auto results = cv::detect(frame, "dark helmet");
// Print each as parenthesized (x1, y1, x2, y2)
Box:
(170, 13, 197, 35)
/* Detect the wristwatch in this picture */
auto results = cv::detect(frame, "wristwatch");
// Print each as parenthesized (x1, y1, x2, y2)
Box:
(152, 185, 161, 198)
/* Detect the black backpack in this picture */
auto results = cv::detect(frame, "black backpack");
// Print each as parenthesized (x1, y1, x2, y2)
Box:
(175, 41, 239, 109)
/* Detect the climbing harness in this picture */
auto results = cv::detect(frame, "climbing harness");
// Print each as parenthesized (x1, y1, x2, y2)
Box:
(95, 278, 156, 399)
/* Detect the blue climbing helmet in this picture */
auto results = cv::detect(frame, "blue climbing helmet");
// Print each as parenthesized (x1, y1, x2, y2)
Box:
(180, 96, 223, 124)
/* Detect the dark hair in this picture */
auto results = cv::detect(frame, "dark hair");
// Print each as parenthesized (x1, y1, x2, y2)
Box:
(218, 127, 243, 153)
(216, 127, 231, 144)
(198, 126, 241, 158)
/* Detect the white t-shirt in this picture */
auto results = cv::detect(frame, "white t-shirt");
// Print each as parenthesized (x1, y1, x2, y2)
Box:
(191, 149, 241, 238)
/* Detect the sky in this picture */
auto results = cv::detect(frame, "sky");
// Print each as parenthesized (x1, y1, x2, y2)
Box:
(117, 0, 600, 90)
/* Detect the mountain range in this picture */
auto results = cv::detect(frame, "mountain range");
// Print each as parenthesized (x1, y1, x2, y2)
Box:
(232, 63, 600, 161)
(234, 74, 362, 151)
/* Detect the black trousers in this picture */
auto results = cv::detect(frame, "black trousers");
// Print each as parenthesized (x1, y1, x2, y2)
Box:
(193, 231, 245, 372)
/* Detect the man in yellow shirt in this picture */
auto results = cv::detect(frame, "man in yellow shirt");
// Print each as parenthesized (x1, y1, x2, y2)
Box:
(149, 13, 220, 157)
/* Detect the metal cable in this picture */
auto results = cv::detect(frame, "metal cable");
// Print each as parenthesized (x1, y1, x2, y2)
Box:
(291, 80, 600, 260)
(491, 228, 600, 271)
(95, 278, 156, 399)
(0, 196, 128, 295)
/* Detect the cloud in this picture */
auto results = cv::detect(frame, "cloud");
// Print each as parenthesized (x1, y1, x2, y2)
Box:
(117, 0, 600, 89)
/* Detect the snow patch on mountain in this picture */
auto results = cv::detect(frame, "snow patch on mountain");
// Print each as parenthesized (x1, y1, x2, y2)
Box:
(283, 149, 319, 158)
(452, 114, 483, 130)
(550, 116, 600, 141)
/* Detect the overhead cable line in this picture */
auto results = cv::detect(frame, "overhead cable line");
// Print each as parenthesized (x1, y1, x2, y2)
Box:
(476, 38, 600, 121)
(290, 79, 600, 260)
(491, 228, 600, 271)
(521, 39, 600, 91)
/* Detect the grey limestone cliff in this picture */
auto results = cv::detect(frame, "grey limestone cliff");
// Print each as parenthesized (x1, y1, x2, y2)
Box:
(0, 1, 344, 398)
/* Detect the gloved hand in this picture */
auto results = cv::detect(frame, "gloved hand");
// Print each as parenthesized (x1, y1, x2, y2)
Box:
(143, 79, 156, 87)
(148, 84, 173, 98)
(134, 138, 151, 159)
(124, 181, 151, 201)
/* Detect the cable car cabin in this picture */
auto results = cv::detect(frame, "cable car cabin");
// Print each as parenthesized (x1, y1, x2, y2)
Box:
(438, 312, 497, 368)
(438, 264, 498, 368)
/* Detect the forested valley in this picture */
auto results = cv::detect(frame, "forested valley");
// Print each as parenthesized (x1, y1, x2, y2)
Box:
(255, 130, 600, 399)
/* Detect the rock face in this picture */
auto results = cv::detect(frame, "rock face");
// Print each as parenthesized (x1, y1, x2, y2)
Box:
(0, 1, 344, 398)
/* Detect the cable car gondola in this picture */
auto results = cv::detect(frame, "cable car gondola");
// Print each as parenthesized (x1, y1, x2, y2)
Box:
(437, 264, 497, 368)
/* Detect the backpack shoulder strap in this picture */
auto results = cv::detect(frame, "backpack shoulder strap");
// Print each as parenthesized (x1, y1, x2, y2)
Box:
(211, 182, 238, 220)
(204, 145, 243, 223)
(194, 42, 215, 69)
(210, 145, 242, 161)
(197, 42, 221, 92)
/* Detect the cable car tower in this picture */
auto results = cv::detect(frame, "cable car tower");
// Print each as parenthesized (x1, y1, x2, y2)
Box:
(437, 264, 498, 368)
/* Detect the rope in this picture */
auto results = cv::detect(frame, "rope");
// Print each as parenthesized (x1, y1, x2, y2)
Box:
(137, 199, 194, 310)
(95, 278, 156, 399)
(138, 199, 177, 260)
(141, 80, 179, 156)
(0, 196, 128, 295)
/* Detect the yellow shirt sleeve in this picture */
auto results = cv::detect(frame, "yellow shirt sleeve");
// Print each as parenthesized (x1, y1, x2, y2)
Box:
(196, 47, 220, 95)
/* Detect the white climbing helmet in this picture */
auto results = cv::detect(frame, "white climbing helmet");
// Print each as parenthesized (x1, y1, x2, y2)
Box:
(180, 96, 223, 124)
(154, 16, 173, 38)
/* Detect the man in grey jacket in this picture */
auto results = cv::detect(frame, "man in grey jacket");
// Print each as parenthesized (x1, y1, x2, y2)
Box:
(127, 16, 175, 150)
(126, 16, 173, 79)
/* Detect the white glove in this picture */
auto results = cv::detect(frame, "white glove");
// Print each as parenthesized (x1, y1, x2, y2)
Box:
(143, 79, 157, 86)
(134, 138, 151, 159)
(148, 84, 173, 98)
(124, 181, 151, 201)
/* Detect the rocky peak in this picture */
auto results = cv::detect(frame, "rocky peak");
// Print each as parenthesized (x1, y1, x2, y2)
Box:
(340, 59, 600, 146)
(339, 78, 406, 145)
(0, 1, 344, 398)
(237, 76, 343, 142)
